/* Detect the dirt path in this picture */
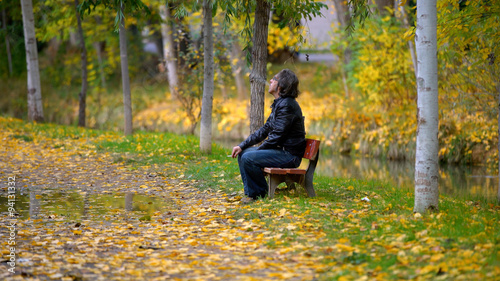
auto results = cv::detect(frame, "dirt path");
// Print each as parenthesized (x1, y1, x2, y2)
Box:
(0, 129, 323, 280)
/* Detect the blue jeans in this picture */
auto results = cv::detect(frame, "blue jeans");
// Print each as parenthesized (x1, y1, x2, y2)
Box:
(237, 147, 302, 199)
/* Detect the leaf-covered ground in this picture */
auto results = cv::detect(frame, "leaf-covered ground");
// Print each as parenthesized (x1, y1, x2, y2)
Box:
(0, 117, 499, 280)
(0, 121, 322, 280)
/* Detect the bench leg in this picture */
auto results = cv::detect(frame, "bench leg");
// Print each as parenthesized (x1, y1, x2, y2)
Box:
(304, 175, 316, 197)
(267, 174, 282, 199)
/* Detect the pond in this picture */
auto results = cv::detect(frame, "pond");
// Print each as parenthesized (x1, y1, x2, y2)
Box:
(318, 154, 498, 201)
(218, 139, 498, 201)
(0, 188, 171, 221)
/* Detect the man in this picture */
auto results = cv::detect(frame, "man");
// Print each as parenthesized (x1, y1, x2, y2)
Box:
(231, 69, 307, 203)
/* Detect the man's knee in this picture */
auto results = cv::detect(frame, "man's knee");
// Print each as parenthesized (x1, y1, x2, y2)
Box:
(240, 153, 255, 166)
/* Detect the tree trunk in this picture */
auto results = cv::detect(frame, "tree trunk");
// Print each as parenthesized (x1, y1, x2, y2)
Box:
(414, 0, 439, 213)
(75, 0, 88, 127)
(497, 83, 500, 203)
(159, 1, 178, 100)
(94, 17, 107, 90)
(20, 0, 44, 122)
(332, 0, 352, 97)
(2, 9, 13, 76)
(374, 0, 394, 15)
(332, 0, 350, 27)
(200, 0, 214, 154)
(119, 4, 133, 135)
(249, 0, 271, 134)
(230, 38, 248, 99)
(398, 1, 418, 79)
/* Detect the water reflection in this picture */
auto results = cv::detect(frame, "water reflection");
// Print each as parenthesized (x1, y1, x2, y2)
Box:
(29, 188, 41, 218)
(0, 189, 170, 221)
(318, 155, 498, 200)
(216, 139, 498, 200)
(125, 193, 134, 211)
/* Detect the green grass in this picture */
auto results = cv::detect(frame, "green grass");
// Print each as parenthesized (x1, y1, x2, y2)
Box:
(2, 117, 499, 280)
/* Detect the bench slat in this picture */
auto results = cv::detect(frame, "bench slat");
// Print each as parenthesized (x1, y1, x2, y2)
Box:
(263, 167, 307, 175)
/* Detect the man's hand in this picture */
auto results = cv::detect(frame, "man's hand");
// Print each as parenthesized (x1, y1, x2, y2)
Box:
(231, 146, 242, 158)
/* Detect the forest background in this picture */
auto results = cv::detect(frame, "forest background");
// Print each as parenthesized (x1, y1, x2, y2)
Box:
(1, 0, 499, 169)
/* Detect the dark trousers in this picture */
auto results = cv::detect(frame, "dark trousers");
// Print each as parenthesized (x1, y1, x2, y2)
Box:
(237, 147, 301, 199)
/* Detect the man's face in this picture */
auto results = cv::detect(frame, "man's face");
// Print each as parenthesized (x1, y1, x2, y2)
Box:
(269, 75, 279, 95)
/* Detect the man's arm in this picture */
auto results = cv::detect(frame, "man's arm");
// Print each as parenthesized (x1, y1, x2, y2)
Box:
(237, 116, 272, 150)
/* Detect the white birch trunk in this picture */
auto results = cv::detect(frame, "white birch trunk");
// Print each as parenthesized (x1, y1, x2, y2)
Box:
(119, 5, 133, 135)
(2, 9, 13, 75)
(414, 0, 439, 213)
(229, 38, 248, 99)
(200, 0, 214, 154)
(497, 83, 500, 203)
(75, 0, 88, 127)
(20, 0, 44, 122)
(159, 2, 178, 100)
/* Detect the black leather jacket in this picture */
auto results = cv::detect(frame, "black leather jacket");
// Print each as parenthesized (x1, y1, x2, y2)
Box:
(239, 96, 306, 157)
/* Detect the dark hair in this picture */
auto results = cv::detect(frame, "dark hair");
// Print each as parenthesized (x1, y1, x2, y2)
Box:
(276, 69, 300, 98)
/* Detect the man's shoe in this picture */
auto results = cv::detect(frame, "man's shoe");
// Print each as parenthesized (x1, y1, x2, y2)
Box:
(241, 196, 255, 204)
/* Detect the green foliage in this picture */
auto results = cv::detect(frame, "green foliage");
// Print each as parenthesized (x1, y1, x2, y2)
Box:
(78, 0, 150, 30)
(216, 0, 328, 63)
(175, 29, 204, 134)
(345, 0, 373, 34)
(0, 1, 28, 77)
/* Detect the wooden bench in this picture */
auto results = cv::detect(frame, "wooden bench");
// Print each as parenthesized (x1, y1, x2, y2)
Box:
(263, 138, 320, 199)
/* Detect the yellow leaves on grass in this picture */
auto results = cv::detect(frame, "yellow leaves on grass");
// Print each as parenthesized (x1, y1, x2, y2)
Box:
(2, 117, 499, 280)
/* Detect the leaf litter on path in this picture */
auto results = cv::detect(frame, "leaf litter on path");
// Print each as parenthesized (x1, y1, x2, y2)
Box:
(0, 125, 325, 280)
(1, 118, 499, 281)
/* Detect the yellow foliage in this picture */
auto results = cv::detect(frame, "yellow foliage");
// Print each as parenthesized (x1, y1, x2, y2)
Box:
(267, 22, 305, 55)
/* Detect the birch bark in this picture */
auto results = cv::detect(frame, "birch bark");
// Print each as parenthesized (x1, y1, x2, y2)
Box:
(159, 2, 178, 99)
(119, 4, 132, 135)
(200, 0, 214, 154)
(20, 0, 44, 122)
(414, 0, 439, 213)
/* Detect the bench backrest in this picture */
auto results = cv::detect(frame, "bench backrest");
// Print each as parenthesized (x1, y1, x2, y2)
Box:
(303, 139, 320, 160)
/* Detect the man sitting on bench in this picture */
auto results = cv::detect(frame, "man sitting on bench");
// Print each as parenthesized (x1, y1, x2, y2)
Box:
(231, 69, 307, 204)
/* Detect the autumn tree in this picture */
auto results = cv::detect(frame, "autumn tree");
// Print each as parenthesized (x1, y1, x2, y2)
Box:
(79, 0, 149, 135)
(374, 0, 393, 15)
(75, 0, 89, 127)
(228, 35, 248, 99)
(248, 0, 271, 134)
(346, 0, 439, 212)
(200, 0, 214, 153)
(436, 0, 500, 203)
(331, 0, 352, 96)
(2, 8, 13, 76)
(20, 0, 44, 122)
(223, 0, 326, 133)
(398, 0, 417, 79)
(159, 1, 178, 99)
